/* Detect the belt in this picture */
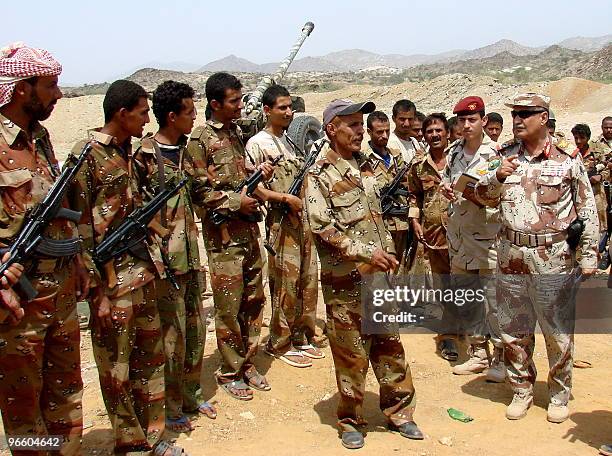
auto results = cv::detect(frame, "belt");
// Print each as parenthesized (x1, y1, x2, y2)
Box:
(503, 227, 567, 248)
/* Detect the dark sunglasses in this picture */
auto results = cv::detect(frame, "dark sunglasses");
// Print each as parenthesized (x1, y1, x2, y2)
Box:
(511, 109, 546, 119)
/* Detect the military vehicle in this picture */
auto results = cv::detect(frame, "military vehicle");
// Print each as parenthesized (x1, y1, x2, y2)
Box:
(237, 21, 323, 151)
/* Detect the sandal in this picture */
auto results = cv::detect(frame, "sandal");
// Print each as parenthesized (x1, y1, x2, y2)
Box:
(295, 344, 325, 359)
(244, 367, 272, 391)
(438, 339, 459, 362)
(185, 401, 217, 420)
(217, 379, 253, 401)
(165, 415, 193, 433)
(152, 440, 189, 456)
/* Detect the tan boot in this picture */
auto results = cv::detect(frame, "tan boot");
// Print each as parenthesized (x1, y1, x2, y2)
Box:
(485, 346, 506, 383)
(547, 403, 569, 423)
(452, 345, 489, 375)
(506, 389, 533, 420)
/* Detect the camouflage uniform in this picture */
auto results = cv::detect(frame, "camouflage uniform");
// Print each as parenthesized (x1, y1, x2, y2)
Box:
(133, 134, 206, 420)
(67, 130, 165, 452)
(584, 137, 611, 231)
(443, 136, 501, 345)
(185, 119, 265, 381)
(365, 143, 411, 275)
(475, 136, 599, 405)
(0, 114, 83, 456)
(304, 142, 416, 432)
(245, 131, 318, 354)
(387, 132, 422, 166)
(408, 152, 452, 334)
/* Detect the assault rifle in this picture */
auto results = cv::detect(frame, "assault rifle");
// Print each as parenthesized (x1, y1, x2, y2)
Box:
(380, 164, 410, 217)
(209, 154, 282, 226)
(264, 137, 326, 256)
(0, 143, 93, 299)
(93, 177, 188, 290)
(598, 180, 612, 270)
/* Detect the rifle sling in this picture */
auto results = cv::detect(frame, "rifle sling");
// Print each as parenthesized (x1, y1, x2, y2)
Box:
(152, 139, 167, 231)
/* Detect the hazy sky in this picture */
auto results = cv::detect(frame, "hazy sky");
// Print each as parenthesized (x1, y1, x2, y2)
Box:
(3, 0, 611, 85)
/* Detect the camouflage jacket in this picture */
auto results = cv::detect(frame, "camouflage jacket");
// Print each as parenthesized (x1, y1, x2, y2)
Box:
(0, 114, 77, 275)
(66, 130, 164, 298)
(364, 142, 410, 232)
(443, 136, 500, 270)
(474, 136, 599, 269)
(407, 151, 449, 250)
(304, 142, 395, 278)
(133, 134, 201, 275)
(589, 134, 612, 157)
(185, 119, 259, 251)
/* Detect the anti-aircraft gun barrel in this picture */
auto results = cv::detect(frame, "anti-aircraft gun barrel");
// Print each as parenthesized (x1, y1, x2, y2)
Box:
(244, 21, 315, 115)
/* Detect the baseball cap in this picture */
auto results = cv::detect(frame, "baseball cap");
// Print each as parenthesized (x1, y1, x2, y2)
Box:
(323, 99, 376, 127)
(504, 92, 550, 110)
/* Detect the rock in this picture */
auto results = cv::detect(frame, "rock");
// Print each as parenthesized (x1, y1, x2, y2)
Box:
(225, 412, 233, 421)
(239, 411, 255, 420)
(439, 436, 453, 447)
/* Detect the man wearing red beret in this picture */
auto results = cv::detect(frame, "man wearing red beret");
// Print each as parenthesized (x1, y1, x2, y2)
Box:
(440, 96, 504, 381)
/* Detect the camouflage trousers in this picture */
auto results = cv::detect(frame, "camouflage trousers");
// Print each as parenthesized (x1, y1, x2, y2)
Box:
(497, 239, 577, 405)
(449, 264, 501, 348)
(322, 272, 416, 433)
(426, 248, 456, 340)
(156, 270, 205, 420)
(91, 281, 164, 452)
(0, 262, 82, 456)
(266, 214, 318, 353)
(207, 238, 265, 380)
(402, 231, 432, 291)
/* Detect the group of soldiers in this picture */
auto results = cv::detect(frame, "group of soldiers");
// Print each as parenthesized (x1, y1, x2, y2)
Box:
(0, 41, 611, 455)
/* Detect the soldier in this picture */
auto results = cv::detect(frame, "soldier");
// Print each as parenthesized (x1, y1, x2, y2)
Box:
(408, 113, 457, 361)
(365, 110, 412, 276)
(440, 96, 505, 382)
(448, 116, 463, 143)
(484, 112, 504, 142)
(185, 72, 274, 400)
(133, 80, 215, 433)
(412, 111, 426, 145)
(590, 116, 612, 155)
(572, 123, 609, 232)
(0, 42, 86, 456)
(67, 80, 185, 455)
(475, 92, 598, 422)
(388, 99, 424, 165)
(245, 84, 322, 368)
(305, 99, 422, 449)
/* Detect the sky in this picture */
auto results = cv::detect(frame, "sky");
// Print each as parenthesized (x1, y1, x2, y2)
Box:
(3, 0, 612, 85)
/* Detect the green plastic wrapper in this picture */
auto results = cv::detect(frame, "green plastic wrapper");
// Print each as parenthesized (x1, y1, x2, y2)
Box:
(447, 408, 473, 422)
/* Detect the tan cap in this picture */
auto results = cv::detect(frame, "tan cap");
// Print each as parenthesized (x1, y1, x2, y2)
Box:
(504, 92, 550, 109)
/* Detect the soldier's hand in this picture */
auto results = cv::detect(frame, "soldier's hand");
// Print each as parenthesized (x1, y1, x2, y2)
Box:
(260, 161, 275, 181)
(74, 254, 90, 298)
(283, 194, 303, 213)
(238, 187, 260, 216)
(496, 155, 519, 182)
(370, 248, 399, 272)
(0, 288, 24, 324)
(411, 219, 424, 242)
(0, 252, 23, 289)
(440, 182, 456, 202)
(92, 289, 113, 330)
(589, 174, 602, 184)
(580, 268, 597, 279)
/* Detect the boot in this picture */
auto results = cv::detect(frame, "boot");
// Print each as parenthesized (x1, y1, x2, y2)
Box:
(452, 344, 489, 375)
(506, 389, 533, 420)
(485, 346, 506, 383)
(547, 402, 569, 423)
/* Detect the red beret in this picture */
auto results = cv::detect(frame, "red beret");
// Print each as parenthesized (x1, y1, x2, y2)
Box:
(453, 96, 485, 115)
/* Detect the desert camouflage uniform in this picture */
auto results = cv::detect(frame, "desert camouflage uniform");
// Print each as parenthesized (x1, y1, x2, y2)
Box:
(245, 131, 318, 354)
(365, 143, 411, 276)
(443, 136, 501, 345)
(67, 130, 165, 452)
(408, 151, 452, 334)
(0, 114, 83, 456)
(584, 137, 611, 230)
(133, 134, 206, 420)
(475, 136, 599, 405)
(387, 132, 423, 166)
(185, 119, 265, 381)
(304, 142, 416, 432)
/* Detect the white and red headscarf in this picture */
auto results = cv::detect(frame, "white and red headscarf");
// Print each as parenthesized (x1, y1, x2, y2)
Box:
(0, 42, 62, 108)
